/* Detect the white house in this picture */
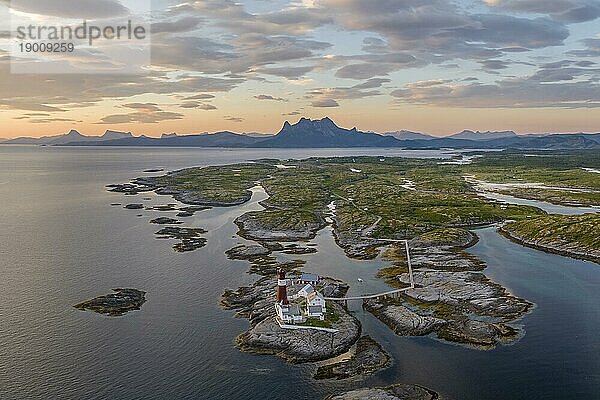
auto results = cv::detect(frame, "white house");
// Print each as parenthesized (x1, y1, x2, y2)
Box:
(294, 284, 315, 299)
(298, 273, 319, 285)
(276, 303, 304, 324)
(305, 291, 326, 320)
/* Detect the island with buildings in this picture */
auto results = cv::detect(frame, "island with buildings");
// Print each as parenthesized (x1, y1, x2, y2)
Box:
(108, 150, 598, 394)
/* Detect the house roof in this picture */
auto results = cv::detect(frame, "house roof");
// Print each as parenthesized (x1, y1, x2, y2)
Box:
(300, 284, 315, 294)
(301, 273, 319, 282)
(285, 304, 301, 316)
(307, 291, 323, 301)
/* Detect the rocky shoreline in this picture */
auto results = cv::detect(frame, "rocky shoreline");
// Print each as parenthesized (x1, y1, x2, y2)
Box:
(141, 175, 255, 207)
(326, 383, 440, 400)
(365, 229, 531, 349)
(235, 211, 326, 242)
(314, 335, 391, 380)
(499, 225, 600, 264)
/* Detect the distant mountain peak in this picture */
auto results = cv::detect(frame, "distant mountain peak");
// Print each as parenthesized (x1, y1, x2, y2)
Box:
(382, 130, 435, 140)
(264, 116, 399, 148)
(450, 129, 517, 141)
(293, 116, 337, 127)
(101, 130, 133, 140)
(66, 129, 82, 136)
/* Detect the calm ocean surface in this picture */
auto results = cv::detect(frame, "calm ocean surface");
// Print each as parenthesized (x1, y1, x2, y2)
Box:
(0, 146, 598, 400)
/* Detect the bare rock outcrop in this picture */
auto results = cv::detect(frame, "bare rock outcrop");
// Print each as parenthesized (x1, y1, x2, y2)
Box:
(327, 383, 439, 400)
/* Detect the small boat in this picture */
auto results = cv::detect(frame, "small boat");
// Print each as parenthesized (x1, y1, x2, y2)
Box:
(357, 278, 363, 283)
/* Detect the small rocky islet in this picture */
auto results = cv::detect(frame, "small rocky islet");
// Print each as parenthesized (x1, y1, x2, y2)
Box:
(155, 226, 208, 252)
(74, 288, 146, 316)
(314, 335, 391, 380)
(124, 203, 144, 210)
(150, 217, 183, 225)
(326, 384, 439, 400)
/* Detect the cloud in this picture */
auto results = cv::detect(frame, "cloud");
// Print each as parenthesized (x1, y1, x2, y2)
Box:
(170, 0, 332, 35)
(0, 59, 243, 112)
(180, 101, 217, 110)
(224, 115, 244, 122)
(12, 113, 78, 124)
(183, 94, 216, 100)
(122, 103, 161, 112)
(485, 0, 600, 23)
(308, 78, 390, 104)
(311, 98, 339, 107)
(568, 39, 600, 57)
(29, 117, 79, 124)
(254, 66, 315, 79)
(319, 0, 569, 65)
(151, 16, 203, 34)
(254, 94, 286, 101)
(151, 34, 330, 75)
(96, 103, 184, 124)
(97, 111, 184, 124)
(8, 0, 129, 19)
(391, 69, 600, 108)
(335, 63, 404, 79)
(478, 59, 511, 72)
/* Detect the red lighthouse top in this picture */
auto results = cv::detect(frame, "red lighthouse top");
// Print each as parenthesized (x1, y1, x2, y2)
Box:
(276, 268, 288, 305)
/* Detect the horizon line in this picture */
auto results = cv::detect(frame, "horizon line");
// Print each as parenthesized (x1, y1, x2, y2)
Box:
(2, 116, 599, 140)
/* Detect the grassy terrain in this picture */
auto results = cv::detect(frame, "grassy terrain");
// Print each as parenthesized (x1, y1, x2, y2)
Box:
(463, 151, 600, 206)
(464, 151, 600, 185)
(156, 163, 275, 203)
(329, 161, 542, 239)
(295, 303, 341, 329)
(501, 213, 600, 262)
(158, 155, 548, 248)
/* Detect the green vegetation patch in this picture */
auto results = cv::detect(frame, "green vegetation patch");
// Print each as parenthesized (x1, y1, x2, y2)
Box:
(156, 163, 275, 204)
(502, 213, 600, 258)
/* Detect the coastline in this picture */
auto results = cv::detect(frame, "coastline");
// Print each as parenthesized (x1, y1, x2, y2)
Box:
(498, 226, 600, 265)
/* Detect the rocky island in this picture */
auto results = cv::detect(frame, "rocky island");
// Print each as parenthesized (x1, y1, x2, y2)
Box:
(222, 273, 361, 363)
(74, 288, 146, 316)
(367, 228, 531, 348)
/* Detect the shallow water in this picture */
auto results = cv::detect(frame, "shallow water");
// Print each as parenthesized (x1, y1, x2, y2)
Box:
(477, 191, 599, 215)
(0, 146, 598, 400)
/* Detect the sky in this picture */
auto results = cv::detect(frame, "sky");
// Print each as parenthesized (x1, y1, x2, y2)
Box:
(0, 0, 599, 138)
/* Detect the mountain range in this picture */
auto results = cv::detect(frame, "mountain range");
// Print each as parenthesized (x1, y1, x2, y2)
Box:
(3, 130, 134, 145)
(2, 118, 599, 150)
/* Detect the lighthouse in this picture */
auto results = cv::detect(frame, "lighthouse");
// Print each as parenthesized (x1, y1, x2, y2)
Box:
(276, 268, 289, 305)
